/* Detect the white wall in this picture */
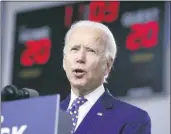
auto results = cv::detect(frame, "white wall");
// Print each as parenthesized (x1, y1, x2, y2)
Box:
(1, 2, 170, 134)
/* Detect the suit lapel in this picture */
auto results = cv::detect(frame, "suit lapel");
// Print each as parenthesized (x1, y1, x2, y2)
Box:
(75, 89, 114, 134)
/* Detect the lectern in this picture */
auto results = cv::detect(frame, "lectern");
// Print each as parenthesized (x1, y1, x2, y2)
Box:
(1, 95, 72, 134)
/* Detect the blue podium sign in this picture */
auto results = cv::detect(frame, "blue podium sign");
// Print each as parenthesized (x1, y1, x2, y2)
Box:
(1, 95, 60, 134)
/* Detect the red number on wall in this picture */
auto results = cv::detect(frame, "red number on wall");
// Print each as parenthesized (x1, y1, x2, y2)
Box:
(126, 21, 159, 51)
(64, 6, 73, 28)
(142, 21, 159, 48)
(89, 1, 120, 23)
(104, 1, 120, 22)
(20, 38, 52, 67)
(89, 2, 104, 22)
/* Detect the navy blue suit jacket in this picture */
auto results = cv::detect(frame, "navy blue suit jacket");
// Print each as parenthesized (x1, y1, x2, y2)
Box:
(60, 89, 151, 134)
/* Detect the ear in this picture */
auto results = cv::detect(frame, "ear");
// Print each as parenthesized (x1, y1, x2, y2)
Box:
(63, 56, 66, 71)
(104, 57, 113, 76)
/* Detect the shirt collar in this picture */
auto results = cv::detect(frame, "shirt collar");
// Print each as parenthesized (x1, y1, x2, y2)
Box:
(68, 84, 105, 109)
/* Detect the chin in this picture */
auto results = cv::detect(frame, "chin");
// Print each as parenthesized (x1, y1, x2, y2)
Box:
(71, 79, 88, 89)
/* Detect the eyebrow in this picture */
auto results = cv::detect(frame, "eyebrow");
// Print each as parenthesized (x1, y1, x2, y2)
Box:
(70, 44, 81, 48)
(70, 44, 98, 51)
(85, 46, 95, 50)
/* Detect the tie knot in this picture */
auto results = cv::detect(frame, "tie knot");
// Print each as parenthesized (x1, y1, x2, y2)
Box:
(71, 97, 87, 109)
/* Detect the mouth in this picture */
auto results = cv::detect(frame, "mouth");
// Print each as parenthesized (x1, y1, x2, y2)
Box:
(73, 69, 86, 77)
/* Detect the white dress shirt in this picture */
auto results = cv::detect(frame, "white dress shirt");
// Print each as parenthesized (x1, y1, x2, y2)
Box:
(67, 84, 105, 131)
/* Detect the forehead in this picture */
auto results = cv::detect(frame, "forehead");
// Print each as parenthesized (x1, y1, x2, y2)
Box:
(67, 27, 107, 48)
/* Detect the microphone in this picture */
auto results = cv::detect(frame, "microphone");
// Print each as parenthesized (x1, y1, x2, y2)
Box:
(1, 85, 39, 101)
(20, 88, 39, 98)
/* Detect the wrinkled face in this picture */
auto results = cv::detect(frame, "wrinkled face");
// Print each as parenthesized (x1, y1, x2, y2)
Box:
(63, 27, 111, 92)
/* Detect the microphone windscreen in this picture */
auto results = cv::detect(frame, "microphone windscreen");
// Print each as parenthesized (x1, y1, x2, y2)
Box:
(21, 88, 39, 98)
(1, 85, 18, 101)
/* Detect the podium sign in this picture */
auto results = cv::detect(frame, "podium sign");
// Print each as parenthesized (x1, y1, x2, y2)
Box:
(1, 95, 60, 134)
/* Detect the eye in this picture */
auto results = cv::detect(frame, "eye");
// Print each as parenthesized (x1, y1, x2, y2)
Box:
(71, 47, 78, 51)
(87, 48, 95, 53)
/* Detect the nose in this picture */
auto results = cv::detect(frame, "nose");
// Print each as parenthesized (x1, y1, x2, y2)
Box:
(76, 49, 86, 64)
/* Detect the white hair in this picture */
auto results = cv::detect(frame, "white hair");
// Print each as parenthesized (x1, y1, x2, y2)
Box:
(63, 20, 117, 83)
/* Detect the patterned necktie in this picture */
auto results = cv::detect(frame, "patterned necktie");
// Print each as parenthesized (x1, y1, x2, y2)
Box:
(67, 97, 87, 134)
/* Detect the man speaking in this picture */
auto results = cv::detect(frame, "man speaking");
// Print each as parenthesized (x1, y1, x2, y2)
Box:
(60, 20, 151, 134)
